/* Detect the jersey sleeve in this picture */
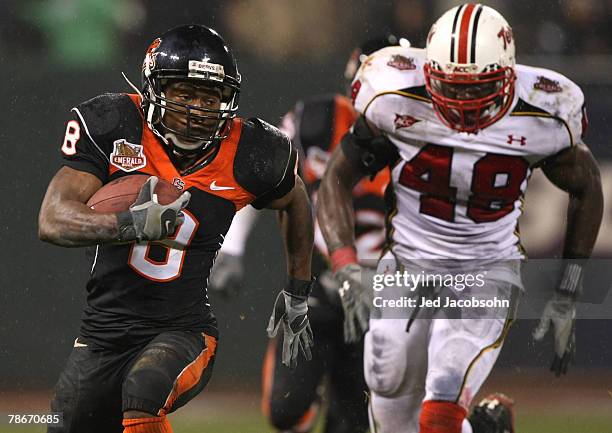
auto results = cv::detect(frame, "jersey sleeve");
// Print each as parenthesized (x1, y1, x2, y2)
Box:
(565, 84, 588, 146)
(60, 110, 110, 182)
(234, 118, 298, 209)
(352, 46, 426, 130)
(545, 75, 587, 149)
(59, 93, 143, 183)
(517, 66, 588, 155)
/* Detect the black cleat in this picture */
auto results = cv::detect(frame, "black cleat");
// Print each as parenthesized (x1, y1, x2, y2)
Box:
(468, 393, 515, 433)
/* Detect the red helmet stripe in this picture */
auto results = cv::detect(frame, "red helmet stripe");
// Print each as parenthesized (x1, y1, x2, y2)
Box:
(458, 3, 477, 63)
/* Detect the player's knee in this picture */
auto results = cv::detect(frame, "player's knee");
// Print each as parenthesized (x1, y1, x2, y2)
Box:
(365, 366, 405, 397)
(123, 347, 172, 397)
(419, 400, 467, 433)
(364, 330, 405, 396)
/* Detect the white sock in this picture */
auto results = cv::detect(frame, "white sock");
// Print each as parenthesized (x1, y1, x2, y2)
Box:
(462, 418, 474, 433)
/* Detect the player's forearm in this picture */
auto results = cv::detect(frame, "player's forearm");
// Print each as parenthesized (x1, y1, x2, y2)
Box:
(317, 166, 356, 256)
(278, 179, 313, 281)
(38, 200, 119, 247)
(562, 182, 603, 259)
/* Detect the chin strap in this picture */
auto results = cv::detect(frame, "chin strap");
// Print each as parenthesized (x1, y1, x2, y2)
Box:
(164, 132, 207, 151)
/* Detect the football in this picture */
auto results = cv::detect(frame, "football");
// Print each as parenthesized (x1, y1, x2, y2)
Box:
(86, 175, 183, 213)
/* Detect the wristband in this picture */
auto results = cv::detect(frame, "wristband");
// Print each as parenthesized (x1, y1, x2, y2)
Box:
(557, 262, 584, 297)
(330, 246, 358, 272)
(285, 277, 314, 297)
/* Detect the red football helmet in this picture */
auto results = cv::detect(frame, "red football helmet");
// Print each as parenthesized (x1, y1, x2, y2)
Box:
(424, 4, 516, 133)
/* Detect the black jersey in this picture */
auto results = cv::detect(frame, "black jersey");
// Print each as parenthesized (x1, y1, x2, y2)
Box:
(60, 93, 297, 348)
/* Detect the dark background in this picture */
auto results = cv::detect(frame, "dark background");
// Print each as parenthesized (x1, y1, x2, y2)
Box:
(1, 0, 611, 393)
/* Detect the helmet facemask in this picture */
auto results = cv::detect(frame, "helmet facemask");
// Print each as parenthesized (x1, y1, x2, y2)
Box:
(424, 4, 517, 133)
(143, 72, 240, 154)
(424, 62, 515, 133)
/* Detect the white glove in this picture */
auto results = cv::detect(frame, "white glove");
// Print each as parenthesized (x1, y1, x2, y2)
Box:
(117, 176, 190, 242)
(335, 263, 372, 343)
(267, 279, 314, 368)
(533, 293, 576, 376)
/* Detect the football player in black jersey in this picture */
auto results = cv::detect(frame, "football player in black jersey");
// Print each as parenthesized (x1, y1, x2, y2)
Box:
(38, 25, 314, 433)
(209, 35, 400, 433)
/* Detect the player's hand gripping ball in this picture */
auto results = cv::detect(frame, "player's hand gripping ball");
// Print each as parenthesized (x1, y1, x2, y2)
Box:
(88, 175, 190, 242)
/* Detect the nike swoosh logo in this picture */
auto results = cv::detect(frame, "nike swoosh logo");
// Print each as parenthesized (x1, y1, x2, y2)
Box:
(210, 181, 235, 191)
(74, 338, 88, 348)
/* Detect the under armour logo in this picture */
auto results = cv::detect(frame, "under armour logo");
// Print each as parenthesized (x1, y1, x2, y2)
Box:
(339, 281, 350, 298)
(507, 135, 526, 146)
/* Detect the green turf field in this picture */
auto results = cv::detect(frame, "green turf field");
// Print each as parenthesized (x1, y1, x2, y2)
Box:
(1, 409, 611, 433)
(2, 370, 611, 433)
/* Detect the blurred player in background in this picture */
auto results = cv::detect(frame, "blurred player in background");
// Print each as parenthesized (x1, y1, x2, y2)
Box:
(38, 24, 314, 433)
(209, 36, 401, 433)
(318, 4, 602, 433)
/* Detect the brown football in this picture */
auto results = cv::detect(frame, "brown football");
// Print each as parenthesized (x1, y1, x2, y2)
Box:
(86, 175, 182, 213)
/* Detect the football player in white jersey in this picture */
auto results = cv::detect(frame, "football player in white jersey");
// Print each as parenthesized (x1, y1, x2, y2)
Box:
(318, 4, 603, 433)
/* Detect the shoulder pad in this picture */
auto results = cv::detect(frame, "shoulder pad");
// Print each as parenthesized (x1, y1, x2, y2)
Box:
(73, 93, 143, 147)
(235, 117, 295, 198)
(352, 46, 426, 123)
(515, 65, 587, 144)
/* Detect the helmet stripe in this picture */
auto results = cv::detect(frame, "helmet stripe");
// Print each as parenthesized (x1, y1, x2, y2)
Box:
(458, 3, 477, 63)
(470, 5, 484, 63)
(449, 4, 465, 62)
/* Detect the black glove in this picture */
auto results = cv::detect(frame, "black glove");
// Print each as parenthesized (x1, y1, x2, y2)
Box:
(267, 278, 314, 368)
(117, 176, 191, 242)
(209, 252, 245, 298)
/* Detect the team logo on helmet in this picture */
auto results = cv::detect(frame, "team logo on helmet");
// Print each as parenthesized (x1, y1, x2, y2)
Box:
(142, 37, 162, 72)
(387, 55, 416, 71)
(533, 76, 562, 93)
(497, 27, 513, 50)
(110, 140, 147, 172)
(394, 114, 420, 129)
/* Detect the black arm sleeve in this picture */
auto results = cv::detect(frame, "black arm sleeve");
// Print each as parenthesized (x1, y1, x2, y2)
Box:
(341, 115, 398, 176)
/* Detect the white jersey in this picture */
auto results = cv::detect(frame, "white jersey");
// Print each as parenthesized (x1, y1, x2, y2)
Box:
(353, 46, 587, 261)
